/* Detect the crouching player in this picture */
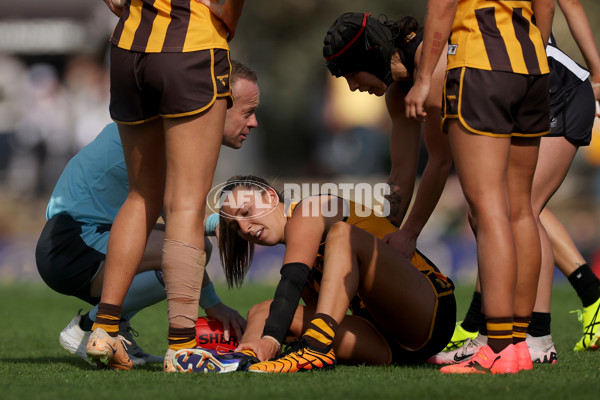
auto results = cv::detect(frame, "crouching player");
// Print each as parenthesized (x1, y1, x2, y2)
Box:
(171, 175, 456, 373)
(35, 61, 259, 368)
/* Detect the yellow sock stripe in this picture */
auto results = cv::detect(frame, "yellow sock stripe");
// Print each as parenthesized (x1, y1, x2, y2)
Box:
(97, 314, 120, 322)
(92, 321, 119, 333)
(488, 333, 513, 340)
(513, 321, 529, 329)
(304, 328, 333, 346)
(313, 319, 335, 337)
(168, 338, 196, 351)
(513, 331, 527, 339)
(94, 314, 120, 330)
(487, 322, 513, 331)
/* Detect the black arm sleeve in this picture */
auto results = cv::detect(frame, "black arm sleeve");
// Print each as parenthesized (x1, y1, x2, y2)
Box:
(262, 262, 311, 343)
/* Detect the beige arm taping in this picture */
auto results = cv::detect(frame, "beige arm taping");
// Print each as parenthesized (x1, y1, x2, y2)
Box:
(162, 239, 206, 328)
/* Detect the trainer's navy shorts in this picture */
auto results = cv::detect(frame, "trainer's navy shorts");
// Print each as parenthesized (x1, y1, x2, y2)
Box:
(36, 214, 106, 305)
(110, 46, 233, 124)
(546, 81, 595, 146)
(443, 67, 550, 138)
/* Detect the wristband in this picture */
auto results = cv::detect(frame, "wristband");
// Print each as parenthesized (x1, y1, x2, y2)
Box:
(204, 213, 220, 236)
(262, 335, 282, 354)
(199, 282, 221, 310)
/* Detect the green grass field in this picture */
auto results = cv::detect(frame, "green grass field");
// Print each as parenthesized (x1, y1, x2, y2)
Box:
(1, 282, 599, 400)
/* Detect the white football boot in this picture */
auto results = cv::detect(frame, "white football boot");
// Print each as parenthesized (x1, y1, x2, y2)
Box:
(527, 334, 558, 364)
(427, 334, 487, 365)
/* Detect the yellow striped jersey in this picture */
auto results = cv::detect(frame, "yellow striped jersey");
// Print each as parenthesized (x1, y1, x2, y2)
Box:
(111, 0, 229, 53)
(447, 0, 549, 75)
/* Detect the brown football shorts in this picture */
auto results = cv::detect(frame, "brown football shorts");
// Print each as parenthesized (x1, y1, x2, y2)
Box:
(442, 67, 550, 137)
(109, 46, 232, 124)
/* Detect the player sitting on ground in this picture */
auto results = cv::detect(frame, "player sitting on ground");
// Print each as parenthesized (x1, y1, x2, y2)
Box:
(170, 175, 456, 373)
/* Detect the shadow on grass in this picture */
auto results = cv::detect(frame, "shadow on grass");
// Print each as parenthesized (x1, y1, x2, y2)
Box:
(0, 356, 164, 371)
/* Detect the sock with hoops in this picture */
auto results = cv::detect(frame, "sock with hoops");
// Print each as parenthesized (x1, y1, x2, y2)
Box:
(91, 303, 121, 337)
(528, 312, 551, 337)
(168, 327, 197, 351)
(486, 317, 513, 353)
(462, 291, 483, 333)
(568, 264, 600, 307)
(513, 316, 530, 344)
(303, 313, 338, 353)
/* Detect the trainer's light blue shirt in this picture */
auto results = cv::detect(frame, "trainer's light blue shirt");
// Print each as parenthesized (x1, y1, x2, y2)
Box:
(46, 123, 127, 253)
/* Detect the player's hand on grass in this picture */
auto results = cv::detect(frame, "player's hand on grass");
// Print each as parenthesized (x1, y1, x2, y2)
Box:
(383, 229, 417, 260)
(194, 0, 245, 41)
(205, 302, 247, 341)
(236, 337, 279, 362)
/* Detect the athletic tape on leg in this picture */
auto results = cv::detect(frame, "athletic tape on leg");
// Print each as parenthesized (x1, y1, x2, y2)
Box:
(162, 239, 206, 328)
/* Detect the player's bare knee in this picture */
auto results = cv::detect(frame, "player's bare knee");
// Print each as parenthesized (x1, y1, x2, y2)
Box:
(509, 206, 535, 225)
(325, 221, 353, 244)
(247, 300, 272, 320)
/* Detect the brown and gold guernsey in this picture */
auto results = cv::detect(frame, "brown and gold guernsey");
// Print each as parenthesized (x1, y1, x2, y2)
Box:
(290, 198, 453, 313)
(448, 0, 549, 75)
(111, 0, 229, 53)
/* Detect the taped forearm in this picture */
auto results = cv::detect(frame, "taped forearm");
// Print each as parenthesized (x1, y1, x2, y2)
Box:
(262, 262, 311, 343)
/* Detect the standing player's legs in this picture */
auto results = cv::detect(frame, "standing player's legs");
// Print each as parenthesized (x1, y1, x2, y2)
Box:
(495, 71, 548, 370)
(537, 81, 600, 351)
(432, 135, 541, 367)
(507, 136, 541, 371)
(440, 83, 596, 358)
(444, 120, 522, 374)
(101, 120, 166, 306)
(449, 123, 515, 321)
(531, 138, 577, 308)
(87, 118, 166, 370)
(161, 100, 227, 360)
(98, 119, 166, 306)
